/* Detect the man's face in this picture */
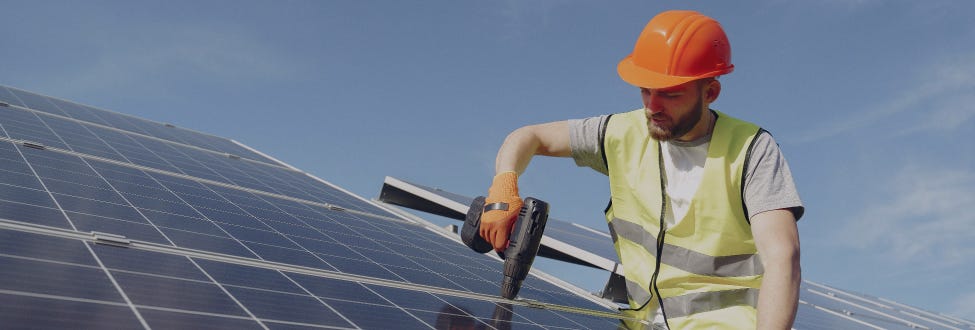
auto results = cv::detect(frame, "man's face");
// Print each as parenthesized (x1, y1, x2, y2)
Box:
(641, 80, 707, 141)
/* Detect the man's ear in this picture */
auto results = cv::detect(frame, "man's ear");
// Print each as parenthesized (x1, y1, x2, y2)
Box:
(705, 79, 721, 103)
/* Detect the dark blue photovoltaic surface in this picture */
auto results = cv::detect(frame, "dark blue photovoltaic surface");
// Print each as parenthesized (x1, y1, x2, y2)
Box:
(9, 85, 961, 329)
(0, 227, 629, 329)
(2, 87, 388, 215)
(1, 86, 278, 166)
(0, 85, 627, 329)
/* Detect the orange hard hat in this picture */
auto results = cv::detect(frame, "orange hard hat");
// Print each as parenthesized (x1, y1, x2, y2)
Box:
(617, 10, 734, 89)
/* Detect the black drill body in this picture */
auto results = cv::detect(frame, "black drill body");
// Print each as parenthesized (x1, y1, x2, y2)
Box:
(461, 196, 549, 299)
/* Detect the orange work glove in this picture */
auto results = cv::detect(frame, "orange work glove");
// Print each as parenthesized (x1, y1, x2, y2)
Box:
(479, 171, 524, 252)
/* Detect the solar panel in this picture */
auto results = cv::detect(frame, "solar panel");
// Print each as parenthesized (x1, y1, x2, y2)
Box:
(2, 84, 969, 329)
(0, 85, 628, 329)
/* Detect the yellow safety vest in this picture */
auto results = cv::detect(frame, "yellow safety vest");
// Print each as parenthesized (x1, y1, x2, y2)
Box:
(605, 109, 763, 329)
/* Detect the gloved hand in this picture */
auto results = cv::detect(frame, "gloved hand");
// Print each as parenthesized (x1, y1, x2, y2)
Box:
(479, 171, 524, 252)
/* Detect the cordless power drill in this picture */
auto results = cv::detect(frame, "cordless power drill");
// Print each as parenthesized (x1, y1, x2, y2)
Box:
(461, 196, 549, 299)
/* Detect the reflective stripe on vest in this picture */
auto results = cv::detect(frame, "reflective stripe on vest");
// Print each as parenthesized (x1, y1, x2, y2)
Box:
(611, 217, 763, 277)
(662, 288, 759, 319)
(603, 109, 763, 328)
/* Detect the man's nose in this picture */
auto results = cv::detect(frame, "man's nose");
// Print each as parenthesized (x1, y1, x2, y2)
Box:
(642, 90, 663, 113)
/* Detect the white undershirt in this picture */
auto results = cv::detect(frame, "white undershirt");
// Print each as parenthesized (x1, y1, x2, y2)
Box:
(660, 137, 710, 228)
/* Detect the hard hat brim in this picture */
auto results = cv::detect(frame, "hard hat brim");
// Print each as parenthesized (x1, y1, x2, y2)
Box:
(617, 55, 734, 89)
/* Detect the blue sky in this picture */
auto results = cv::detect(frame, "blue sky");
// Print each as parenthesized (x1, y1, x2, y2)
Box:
(3, 0, 974, 320)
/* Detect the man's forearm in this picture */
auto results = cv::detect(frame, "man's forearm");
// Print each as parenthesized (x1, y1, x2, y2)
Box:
(756, 260, 800, 329)
(494, 121, 572, 174)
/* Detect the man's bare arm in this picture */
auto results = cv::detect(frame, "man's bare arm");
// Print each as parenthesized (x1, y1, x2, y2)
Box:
(479, 121, 572, 251)
(751, 209, 801, 330)
(495, 121, 572, 174)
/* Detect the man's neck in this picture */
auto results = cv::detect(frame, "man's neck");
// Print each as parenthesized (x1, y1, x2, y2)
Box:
(675, 109, 716, 142)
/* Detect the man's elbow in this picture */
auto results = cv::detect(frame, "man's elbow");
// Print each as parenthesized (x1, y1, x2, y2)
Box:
(517, 121, 571, 157)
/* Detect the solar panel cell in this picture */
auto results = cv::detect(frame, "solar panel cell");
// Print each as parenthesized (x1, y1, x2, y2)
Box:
(0, 229, 95, 265)
(286, 273, 387, 304)
(0, 108, 69, 149)
(5, 88, 71, 117)
(0, 168, 38, 189)
(138, 309, 264, 330)
(195, 260, 305, 294)
(112, 271, 251, 316)
(0, 199, 71, 228)
(67, 211, 170, 244)
(227, 286, 356, 328)
(159, 228, 256, 258)
(92, 244, 210, 281)
(327, 300, 433, 329)
(0, 294, 143, 329)
(0, 255, 124, 302)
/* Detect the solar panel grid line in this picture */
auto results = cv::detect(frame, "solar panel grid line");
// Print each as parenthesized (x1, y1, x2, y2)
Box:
(194, 184, 450, 289)
(128, 304, 265, 327)
(946, 315, 975, 327)
(230, 136, 302, 172)
(118, 162, 386, 296)
(0, 108, 70, 150)
(0, 288, 131, 310)
(266, 202, 505, 296)
(885, 302, 973, 329)
(218, 278, 364, 329)
(801, 283, 969, 329)
(172, 142, 377, 219)
(805, 280, 895, 310)
(48, 97, 153, 137)
(183, 260, 279, 329)
(896, 310, 967, 330)
(806, 288, 928, 329)
(296, 171, 417, 215)
(0, 135, 410, 226)
(1, 85, 277, 167)
(0, 250, 111, 274)
(7, 177, 152, 329)
(3, 129, 326, 329)
(800, 300, 887, 330)
(366, 285, 547, 329)
(0, 217, 625, 325)
(5, 132, 276, 329)
(876, 298, 975, 329)
(1, 98, 286, 172)
(1, 87, 71, 118)
(327, 290, 441, 330)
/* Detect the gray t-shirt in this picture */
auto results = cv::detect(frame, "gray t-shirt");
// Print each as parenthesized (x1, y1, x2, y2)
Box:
(569, 113, 804, 221)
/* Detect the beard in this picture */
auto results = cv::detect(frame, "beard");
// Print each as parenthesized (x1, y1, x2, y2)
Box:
(647, 95, 705, 141)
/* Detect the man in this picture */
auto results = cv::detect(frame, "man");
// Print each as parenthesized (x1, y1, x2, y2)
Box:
(477, 10, 803, 329)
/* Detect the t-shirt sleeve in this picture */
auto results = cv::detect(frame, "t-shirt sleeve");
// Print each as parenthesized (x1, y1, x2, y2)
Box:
(569, 115, 611, 176)
(744, 131, 805, 221)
